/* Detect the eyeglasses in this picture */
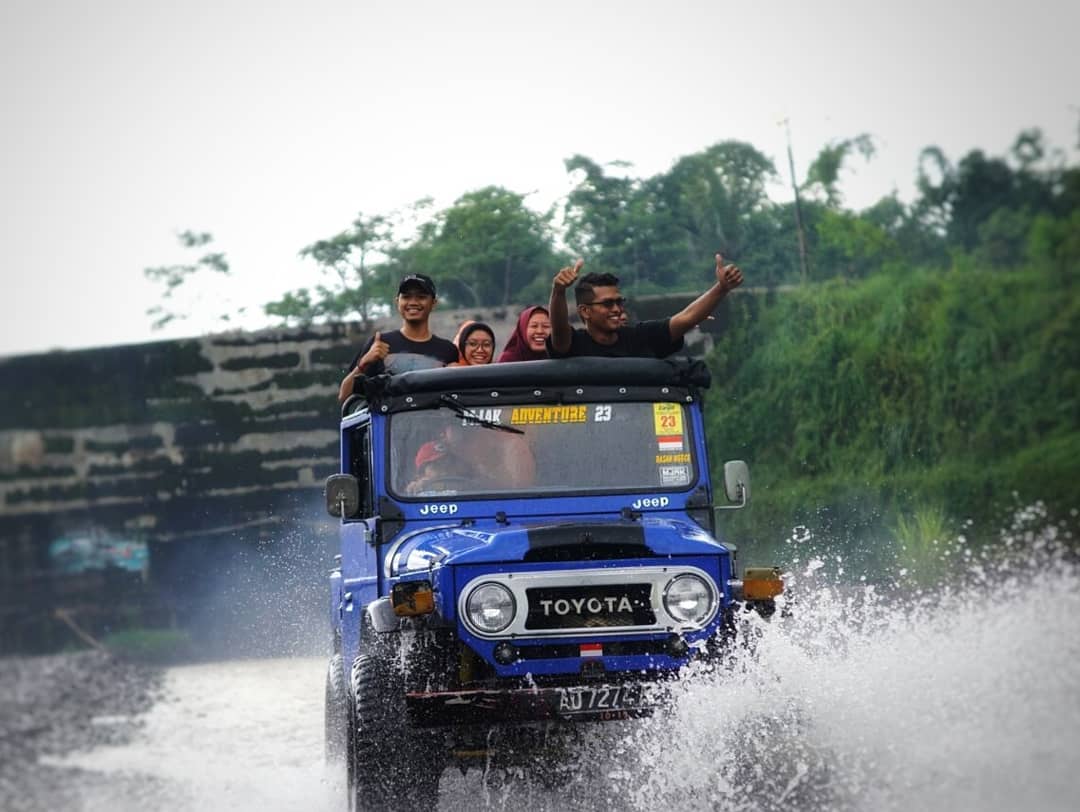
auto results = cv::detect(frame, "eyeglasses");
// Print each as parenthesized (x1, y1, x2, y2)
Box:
(465, 340, 494, 350)
(585, 297, 626, 310)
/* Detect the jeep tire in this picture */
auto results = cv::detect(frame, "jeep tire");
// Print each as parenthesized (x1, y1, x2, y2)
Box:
(349, 650, 442, 811)
(324, 653, 347, 764)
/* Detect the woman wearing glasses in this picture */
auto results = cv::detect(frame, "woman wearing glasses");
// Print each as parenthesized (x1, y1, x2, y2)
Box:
(449, 321, 498, 366)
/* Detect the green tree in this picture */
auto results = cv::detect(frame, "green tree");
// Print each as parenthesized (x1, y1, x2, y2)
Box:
(144, 230, 231, 330)
(387, 187, 559, 307)
(264, 212, 395, 327)
(803, 134, 876, 208)
(563, 142, 779, 291)
(662, 140, 778, 264)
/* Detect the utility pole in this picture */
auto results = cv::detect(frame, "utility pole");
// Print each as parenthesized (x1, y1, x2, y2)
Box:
(783, 119, 811, 284)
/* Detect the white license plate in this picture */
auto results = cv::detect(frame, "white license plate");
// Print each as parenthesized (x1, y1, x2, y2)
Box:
(557, 685, 641, 713)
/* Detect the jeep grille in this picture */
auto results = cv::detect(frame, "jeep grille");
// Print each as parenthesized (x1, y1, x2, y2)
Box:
(525, 584, 655, 629)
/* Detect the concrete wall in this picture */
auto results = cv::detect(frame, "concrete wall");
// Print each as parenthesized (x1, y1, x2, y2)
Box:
(0, 294, 737, 652)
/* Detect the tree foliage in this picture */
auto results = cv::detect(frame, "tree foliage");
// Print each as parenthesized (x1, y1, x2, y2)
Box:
(143, 231, 231, 330)
(264, 212, 395, 328)
(385, 186, 559, 308)
(803, 134, 876, 208)
(145, 125, 1078, 339)
(706, 259, 1080, 569)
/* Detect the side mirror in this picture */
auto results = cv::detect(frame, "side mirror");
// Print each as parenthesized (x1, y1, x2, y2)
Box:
(717, 460, 750, 510)
(325, 474, 360, 518)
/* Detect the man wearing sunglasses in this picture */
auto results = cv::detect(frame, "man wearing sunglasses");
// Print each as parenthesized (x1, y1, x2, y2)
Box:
(546, 254, 743, 358)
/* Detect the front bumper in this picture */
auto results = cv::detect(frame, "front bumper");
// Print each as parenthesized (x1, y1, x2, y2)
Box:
(406, 680, 663, 726)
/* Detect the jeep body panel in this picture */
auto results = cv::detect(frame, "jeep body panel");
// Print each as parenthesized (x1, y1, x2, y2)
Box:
(326, 357, 776, 764)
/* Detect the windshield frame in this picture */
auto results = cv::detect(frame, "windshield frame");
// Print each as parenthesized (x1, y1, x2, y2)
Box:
(384, 395, 701, 503)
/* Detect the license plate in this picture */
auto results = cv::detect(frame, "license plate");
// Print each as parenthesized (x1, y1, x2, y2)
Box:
(557, 684, 642, 714)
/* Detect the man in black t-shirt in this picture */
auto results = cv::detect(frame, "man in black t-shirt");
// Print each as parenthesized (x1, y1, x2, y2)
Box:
(337, 273, 458, 403)
(546, 254, 744, 359)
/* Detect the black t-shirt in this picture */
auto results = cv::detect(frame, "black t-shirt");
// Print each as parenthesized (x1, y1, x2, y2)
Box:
(349, 330, 458, 393)
(546, 319, 684, 359)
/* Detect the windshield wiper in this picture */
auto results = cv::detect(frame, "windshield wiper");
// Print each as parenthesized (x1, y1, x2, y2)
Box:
(438, 395, 525, 435)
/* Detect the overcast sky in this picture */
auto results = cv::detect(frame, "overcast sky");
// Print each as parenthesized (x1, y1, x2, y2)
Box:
(1, 0, 1077, 357)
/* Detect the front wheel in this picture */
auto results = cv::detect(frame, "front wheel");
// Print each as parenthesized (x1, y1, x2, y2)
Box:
(349, 650, 443, 811)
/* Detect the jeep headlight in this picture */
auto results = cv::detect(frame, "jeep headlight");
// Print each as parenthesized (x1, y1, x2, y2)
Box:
(663, 574, 714, 625)
(465, 582, 516, 634)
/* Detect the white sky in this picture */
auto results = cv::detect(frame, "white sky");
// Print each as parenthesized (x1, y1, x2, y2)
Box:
(1, 0, 1077, 356)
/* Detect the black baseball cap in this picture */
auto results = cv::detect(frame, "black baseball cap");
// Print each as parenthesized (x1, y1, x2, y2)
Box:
(397, 273, 436, 297)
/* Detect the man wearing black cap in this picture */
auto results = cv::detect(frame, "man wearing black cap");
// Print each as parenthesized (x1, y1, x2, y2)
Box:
(337, 273, 458, 403)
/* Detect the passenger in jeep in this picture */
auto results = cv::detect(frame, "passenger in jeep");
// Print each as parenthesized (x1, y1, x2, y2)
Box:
(398, 417, 536, 496)
(547, 254, 743, 358)
(496, 305, 552, 363)
(337, 273, 458, 403)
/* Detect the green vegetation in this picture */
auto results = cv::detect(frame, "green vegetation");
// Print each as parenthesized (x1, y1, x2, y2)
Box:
(706, 255, 1080, 574)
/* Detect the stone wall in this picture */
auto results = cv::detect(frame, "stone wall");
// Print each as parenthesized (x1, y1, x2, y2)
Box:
(0, 294, 736, 652)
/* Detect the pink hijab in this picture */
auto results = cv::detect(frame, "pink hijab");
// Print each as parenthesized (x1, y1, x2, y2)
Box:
(497, 306, 549, 363)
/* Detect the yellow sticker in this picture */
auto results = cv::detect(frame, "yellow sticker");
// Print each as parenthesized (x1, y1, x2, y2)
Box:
(655, 453, 691, 464)
(510, 405, 588, 425)
(653, 403, 683, 436)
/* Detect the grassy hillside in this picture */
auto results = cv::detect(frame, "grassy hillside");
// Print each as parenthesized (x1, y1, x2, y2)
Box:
(705, 261, 1080, 574)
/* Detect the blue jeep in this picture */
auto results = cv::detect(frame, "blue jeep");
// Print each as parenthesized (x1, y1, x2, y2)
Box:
(324, 357, 782, 808)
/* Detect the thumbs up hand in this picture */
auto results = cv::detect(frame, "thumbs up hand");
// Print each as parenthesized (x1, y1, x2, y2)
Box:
(553, 258, 584, 291)
(360, 331, 390, 369)
(715, 253, 743, 292)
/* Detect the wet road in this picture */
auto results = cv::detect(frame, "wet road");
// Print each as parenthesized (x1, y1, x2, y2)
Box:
(34, 535, 1080, 812)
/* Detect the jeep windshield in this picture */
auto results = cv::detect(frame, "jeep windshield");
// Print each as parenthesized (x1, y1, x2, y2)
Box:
(388, 400, 697, 499)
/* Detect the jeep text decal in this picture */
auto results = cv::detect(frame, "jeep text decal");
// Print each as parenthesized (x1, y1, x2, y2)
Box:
(632, 496, 670, 509)
(418, 503, 458, 515)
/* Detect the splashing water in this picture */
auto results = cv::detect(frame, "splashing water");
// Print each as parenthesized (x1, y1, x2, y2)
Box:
(39, 508, 1080, 812)
(615, 515, 1080, 811)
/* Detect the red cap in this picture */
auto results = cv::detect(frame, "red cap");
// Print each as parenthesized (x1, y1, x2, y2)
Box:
(414, 441, 446, 470)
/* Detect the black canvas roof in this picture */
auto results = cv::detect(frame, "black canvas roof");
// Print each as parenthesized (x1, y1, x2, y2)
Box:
(350, 357, 711, 416)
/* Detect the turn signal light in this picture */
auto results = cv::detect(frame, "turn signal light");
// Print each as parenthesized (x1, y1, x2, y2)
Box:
(742, 567, 783, 600)
(392, 581, 435, 616)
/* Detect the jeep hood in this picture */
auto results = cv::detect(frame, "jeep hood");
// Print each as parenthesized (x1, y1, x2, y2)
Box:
(386, 516, 730, 577)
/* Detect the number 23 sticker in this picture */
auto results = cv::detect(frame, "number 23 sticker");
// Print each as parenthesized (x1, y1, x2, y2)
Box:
(653, 403, 683, 434)
(593, 405, 612, 422)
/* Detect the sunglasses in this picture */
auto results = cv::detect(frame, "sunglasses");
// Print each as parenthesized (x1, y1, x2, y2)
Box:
(584, 297, 627, 310)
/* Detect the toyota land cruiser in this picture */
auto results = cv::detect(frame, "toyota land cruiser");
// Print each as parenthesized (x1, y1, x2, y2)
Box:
(323, 357, 782, 809)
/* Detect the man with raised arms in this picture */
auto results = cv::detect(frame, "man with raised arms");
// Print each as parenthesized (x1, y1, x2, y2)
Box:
(546, 254, 744, 358)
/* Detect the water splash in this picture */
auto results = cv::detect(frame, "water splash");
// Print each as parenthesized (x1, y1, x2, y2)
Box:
(38, 507, 1080, 812)
(620, 511, 1080, 811)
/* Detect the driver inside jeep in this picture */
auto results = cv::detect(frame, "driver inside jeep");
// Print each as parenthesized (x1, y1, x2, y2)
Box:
(406, 440, 485, 495)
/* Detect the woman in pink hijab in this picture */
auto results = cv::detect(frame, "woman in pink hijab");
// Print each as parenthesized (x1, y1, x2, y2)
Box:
(496, 306, 551, 363)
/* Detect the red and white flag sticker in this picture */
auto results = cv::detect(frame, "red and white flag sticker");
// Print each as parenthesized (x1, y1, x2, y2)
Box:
(657, 435, 684, 452)
(580, 642, 603, 658)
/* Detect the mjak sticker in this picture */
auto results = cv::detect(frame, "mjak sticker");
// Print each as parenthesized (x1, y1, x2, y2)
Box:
(460, 408, 502, 426)
(659, 465, 691, 486)
(510, 405, 588, 425)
